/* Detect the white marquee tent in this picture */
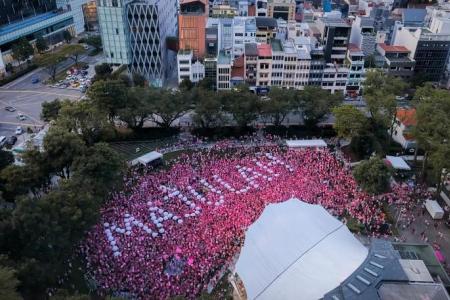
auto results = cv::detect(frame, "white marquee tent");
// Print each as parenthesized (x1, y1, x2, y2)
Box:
(385, 156, 411, 171)
(285, 139, 327, 148)
(131, 151, 163, 166)
(235, 199, 368, 300)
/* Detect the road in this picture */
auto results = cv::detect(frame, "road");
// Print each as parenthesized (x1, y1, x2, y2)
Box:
(0, 51, 103, 138)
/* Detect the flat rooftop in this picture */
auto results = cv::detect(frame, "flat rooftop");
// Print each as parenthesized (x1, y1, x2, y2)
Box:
(321, 17, 351, 27)
(0, 12, 60, 36)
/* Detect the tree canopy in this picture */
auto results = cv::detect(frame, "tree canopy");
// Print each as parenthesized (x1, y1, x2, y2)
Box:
(353, 157, 392, 195)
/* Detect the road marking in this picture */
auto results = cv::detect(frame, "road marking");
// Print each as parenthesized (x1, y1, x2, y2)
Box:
(0, 89, 81, 99)
(1, 67, 44, 89)
(0, 121, 41, 126)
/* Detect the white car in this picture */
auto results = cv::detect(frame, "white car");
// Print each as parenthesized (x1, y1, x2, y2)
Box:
(15, 126, 23, 135)
(18, 114, 27, 121)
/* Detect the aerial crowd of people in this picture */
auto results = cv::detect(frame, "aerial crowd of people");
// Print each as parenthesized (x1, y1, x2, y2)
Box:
(83, 142, 416, 299)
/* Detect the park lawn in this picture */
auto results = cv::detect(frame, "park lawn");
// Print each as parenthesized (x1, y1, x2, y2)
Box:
(109, 138, 177, 161)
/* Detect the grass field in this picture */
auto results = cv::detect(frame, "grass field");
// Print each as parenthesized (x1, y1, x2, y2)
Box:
(109, 138, 177, 161)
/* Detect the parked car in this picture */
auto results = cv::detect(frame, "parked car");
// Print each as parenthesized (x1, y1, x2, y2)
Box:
(15, 126, 23, 135)
(31, 77, 39, 84)
(5, 136, 17, 146)
(0, 136, 6, 147)
(17, 114, 27, 121)
(5, 106, 16, 112)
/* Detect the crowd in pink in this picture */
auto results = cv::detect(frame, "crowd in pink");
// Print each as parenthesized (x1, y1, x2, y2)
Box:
(83, 144, 410, 299)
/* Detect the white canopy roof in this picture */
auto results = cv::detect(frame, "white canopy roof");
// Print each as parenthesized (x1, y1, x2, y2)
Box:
(235, 199, 368, 300)
(385, 156, 411, 170)
(286, 139, 327, 148)
(133, 151, 163, 166)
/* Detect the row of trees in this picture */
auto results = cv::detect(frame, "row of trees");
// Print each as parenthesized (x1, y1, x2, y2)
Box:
(62, 77, 343, 133)
(0, 101, 125, 298)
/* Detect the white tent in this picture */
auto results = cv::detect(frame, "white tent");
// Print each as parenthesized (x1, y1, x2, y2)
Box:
(286, 139, 327, 148)
(425, 199, 444, 220)
(132, 151, 163, 166)
(385, 156, 411, 171)
(235, 199, 368, 300)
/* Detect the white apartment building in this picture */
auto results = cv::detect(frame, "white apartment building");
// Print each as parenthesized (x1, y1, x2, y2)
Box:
(233, 17, 246, 58)
(295, 47, 311, 89)
(177, 50, 205, 84)
(345, 45, 365, 96)
(217, 51, 232, 90)
(322, 64, 348, 93)
(281, 41, 297, 89)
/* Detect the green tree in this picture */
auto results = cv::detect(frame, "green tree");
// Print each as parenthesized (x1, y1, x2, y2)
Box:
(132, 72, 146, 87)
(363, 70, 407, 133)
(179, 78, 194, 91)
(221, 85, 261, 128)
(63, 30, 72, 43)
(150, 89, 192, 128)
(298, 86, 343, 127)
(413, 85, 450, 182)
(197, 78, 215, 91)
(0, 266, 20, 300)
(332, 105, 368, 140)
(0, 150, 14, 171)
(87, 80, 127, 122)
(35, 36, 48, 53)
(118, 87, 153, 129)
(263, 87, 296, 126)
(41, 99, 62, 122)
(364, 54, 376, 68)
(36, 51, 65, 81)
(85, 35, 102, 51)
(72, 143, 124, 197)
(94, 63, 113, 82)
(353, 157, 392, 195)
(60, 44, 85, 66)
(43, 127, 86, 179)
(11, 38, 34, 67)
(57, 100, 114, 145)
(192, 88, 225, 128)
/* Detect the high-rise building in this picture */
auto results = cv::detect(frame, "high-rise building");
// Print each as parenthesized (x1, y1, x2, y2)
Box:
(267, 0, 296, 21)
(179, 0, 208, 59)
(393, 26, 450, 82)
(98, 0, 178, 87)
(316, 17, 351, 64)
(0, 0, 89, 74)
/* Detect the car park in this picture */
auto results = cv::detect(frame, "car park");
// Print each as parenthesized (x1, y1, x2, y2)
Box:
(52, 67, 92, 91)
(5, 106, 16, 112)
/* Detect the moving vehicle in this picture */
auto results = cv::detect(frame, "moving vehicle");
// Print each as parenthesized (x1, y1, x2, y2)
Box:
(17, 114, 27, 121)
(31, 77, 39, 84)
(15, 126, 23, 135)
(5, 106, 16, 112)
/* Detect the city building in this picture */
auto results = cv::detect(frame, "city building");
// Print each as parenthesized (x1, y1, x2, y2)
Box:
(256, 43, 272, 87)
(179, 0, 208, 59)
(256, 0, 269, 17)
(83, 1, 98, 31)
(390, 107, 417, 152)
(211, 4, 238, 17)
(255, 17, 278, 43)
(345, 44, 365, 97)
(322, 63, 348, 93)
(0, 0, 89, 74)
(267, 0, 296, 21)
(244, 43, 258, 86)
(217, 50, 232, 90)
(375, 43, 415, 79)
(316, 17, 351, 64)
(350, 16, 377, 56)
(393, 26, 450, 82)
(97, 0, 130, 65)
(177, 50, 205, 84)
(125, 0, 178, 87)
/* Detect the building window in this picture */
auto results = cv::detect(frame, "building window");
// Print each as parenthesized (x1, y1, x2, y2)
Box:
(115, 28, 119, 35)
(112, 0, 118, 7)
